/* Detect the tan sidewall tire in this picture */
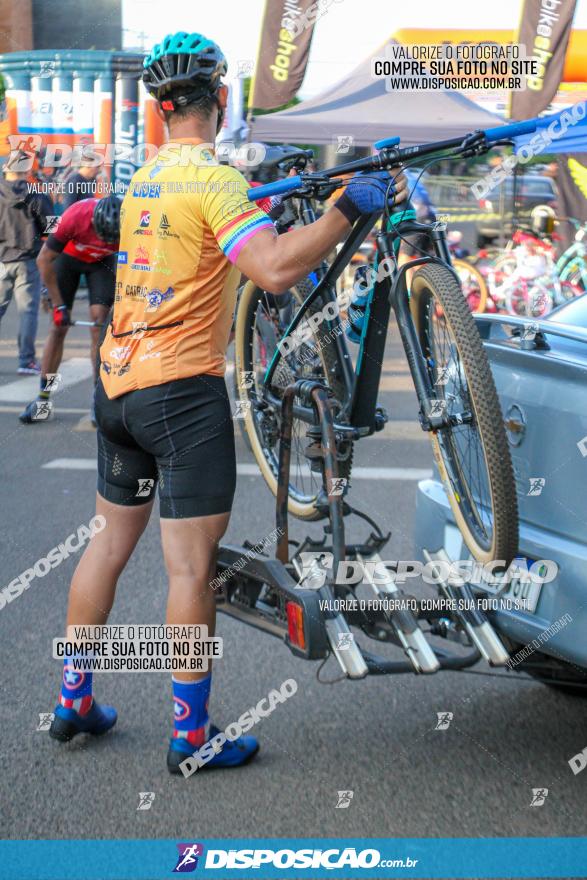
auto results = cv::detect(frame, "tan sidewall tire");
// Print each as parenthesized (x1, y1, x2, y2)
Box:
(452, 258, 488, 314)
(410, 266, 517, 565)
(233, 280, 321, 521)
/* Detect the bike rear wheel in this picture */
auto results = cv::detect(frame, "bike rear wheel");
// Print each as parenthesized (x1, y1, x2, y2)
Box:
(410, 263, 519, 565)
(234, 277, 353, 521)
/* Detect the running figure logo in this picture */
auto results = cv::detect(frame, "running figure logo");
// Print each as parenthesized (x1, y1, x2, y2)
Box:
(530, 788, 549, 807)
(335, 791, 354, 808)
(434, 366, 451, 387)
(296, 552, 333, 590)
(435, 712, 453, 730)
(136, 478, 155, 498)
(336, 632, 355, 651)
(328, 477, 347, 497)
(45, 373, 61, 392)
(44, 216, 60, 234)
(429, 399, 447, 417)
(241, 371, 255, 390)
(32, 400, 53, 421)
(527, 477, 546, 497)
(233, 400, 251, 420)
(36, 713, 54, 731)
(173, 843, 204, 873)
(136, 792, 156, 811)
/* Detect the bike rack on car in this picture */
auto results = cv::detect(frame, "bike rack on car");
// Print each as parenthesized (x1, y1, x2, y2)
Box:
(215, 379, 510, 679)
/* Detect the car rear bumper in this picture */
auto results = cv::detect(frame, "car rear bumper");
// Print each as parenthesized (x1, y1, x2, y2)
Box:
(415, 478, 587, 667)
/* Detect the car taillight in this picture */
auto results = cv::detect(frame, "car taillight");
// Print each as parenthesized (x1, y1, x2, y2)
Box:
(286, 602, 306, 650)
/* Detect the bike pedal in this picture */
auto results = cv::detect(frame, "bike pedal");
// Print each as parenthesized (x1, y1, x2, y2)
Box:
(374, 406, 389, 432)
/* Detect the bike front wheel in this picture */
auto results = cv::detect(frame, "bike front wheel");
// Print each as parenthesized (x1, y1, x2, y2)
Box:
(410, 263, 519, 565)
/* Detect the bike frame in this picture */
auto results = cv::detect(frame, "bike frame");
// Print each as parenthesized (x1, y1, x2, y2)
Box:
(247, 119, 540, 436)
(261, 207, 455, 437)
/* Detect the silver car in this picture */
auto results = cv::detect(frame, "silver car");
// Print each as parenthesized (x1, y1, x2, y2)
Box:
(415, 295, 587, 693)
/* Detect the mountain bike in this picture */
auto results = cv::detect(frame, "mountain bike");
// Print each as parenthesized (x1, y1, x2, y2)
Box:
(481, 228, 583, 316)
(233, 121, 535, 567)
(556, 218, 587, 291)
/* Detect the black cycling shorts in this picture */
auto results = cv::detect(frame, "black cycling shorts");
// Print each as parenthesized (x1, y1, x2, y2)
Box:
(94, 375, 237, 519)
(56, 253, 117, 310)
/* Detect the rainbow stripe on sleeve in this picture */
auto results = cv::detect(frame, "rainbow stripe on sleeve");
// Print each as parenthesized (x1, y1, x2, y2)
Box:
(216, 208, 274, 263)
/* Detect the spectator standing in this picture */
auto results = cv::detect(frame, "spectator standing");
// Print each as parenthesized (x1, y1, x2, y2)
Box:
(0, 151, 53, 374)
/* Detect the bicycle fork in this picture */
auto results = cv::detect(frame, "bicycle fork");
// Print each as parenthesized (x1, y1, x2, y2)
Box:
(380, 232, 466, 434)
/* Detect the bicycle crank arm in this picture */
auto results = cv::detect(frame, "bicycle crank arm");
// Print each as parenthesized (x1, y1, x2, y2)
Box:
(423, 549, 510, 666)
(357, 552, 440, 674)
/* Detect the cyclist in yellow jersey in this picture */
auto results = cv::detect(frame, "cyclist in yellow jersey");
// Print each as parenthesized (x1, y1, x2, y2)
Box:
(48, 31, 408, 773)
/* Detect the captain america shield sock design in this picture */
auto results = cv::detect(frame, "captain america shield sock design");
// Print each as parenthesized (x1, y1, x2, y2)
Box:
(60, 659, 94, 716)
(172, 674, 211, 748)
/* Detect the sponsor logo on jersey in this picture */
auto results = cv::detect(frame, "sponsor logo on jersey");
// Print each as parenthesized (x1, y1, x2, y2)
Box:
(157, 213, 179, 239)
(134, 210, 153, 236)
(131, 182, 160, 198)
(117, 251, 128, 264)
(110, 346, 131, 361)
(71, 242, 112, 259)
(145, 286, 174, 312)
(153, 249, 172, 276)
(125, 284, 148, 298)
(131, 246, 152, 271)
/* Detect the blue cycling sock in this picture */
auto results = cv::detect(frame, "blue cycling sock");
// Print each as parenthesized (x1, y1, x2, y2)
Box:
(172, 674, 211, 747)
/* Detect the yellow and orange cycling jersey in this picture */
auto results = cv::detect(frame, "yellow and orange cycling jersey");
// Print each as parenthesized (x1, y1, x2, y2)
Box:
(99, 138, 274, 399)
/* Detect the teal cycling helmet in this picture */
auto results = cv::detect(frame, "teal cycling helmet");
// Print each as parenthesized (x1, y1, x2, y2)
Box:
(143, 32, 227, 112)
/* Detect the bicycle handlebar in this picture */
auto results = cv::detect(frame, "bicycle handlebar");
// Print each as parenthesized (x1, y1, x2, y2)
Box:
(247, 118, 540, 202)
(484, 119, 538, 142)
(249, 175, 303, 201)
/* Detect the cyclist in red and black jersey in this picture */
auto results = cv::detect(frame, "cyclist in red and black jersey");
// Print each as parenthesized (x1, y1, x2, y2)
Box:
(20, 195, 120, 424)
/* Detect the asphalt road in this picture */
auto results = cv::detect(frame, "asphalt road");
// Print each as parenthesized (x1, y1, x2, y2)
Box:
(1, 300, 586, 865)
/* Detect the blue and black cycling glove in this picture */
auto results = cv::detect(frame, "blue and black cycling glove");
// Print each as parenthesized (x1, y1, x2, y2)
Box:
(335, 171, 398, 225)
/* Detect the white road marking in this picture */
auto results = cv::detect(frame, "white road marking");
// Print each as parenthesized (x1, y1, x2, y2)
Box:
(43, 458, 96, 470)
(42, 458, 431, 481)
(0, 357, 93, 402)
(236, 464, 431, 480)
(0, 405, 90, 414)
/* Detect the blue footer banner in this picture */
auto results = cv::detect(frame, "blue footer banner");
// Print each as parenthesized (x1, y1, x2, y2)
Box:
(1, 838, 586, 879)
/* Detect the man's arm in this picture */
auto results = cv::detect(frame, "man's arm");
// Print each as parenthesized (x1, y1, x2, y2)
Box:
(234, 170, 409, 293)
(235, 206, 350, 294)
(37, 243, 63, 307)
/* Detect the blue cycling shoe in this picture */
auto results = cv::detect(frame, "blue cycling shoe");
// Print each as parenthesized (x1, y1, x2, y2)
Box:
(167, 724, 259, 775)
(49, 701, 118, 741)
